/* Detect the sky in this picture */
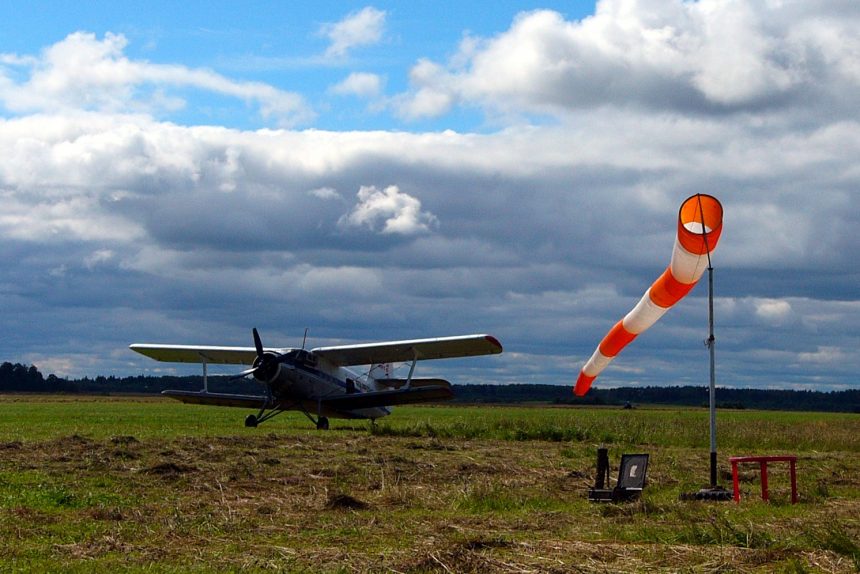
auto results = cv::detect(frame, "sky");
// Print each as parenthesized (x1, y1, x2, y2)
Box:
(1, 0, 858, 393)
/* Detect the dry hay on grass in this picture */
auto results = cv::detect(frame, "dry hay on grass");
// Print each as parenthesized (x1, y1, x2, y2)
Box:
(2, 428, 858, 573)
(269, 537, 854, 573)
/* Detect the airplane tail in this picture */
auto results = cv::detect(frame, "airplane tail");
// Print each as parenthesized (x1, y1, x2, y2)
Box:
(368, 363, 393, 389)
(369, 363, 392, 378)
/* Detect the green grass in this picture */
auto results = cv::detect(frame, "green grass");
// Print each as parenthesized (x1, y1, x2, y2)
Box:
(1, 396, 856, 451)
(0, 395, 858, 573)
(371, 404, 859, 452)
(0, 395, 257, 441)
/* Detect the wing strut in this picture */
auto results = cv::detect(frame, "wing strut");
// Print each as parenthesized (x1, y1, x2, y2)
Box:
(404, 348, 418, 389)
(198, 354, 209, 393)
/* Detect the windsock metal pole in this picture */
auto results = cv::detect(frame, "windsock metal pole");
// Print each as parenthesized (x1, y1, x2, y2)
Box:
(698, 192, 718, 489)
(707, 263, 717, 487)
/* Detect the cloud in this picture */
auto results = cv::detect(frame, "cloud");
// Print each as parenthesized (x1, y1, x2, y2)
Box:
(394, 60, 457, 119)
(393, 1, 860, 121)
(0, 32, 313, 127)
(330, 72, 383, 98)
(338, 185, 438, 235)
(320, 7, 386, 59)
(754, 299, 793, 324)
(1, 113, 858, 386)
(0, 188, 146, 243)
(798, 346, 846, 364)
(83, 248, 115, 269)
(1, 3, 859, 391)
(309, 187, 342, 200)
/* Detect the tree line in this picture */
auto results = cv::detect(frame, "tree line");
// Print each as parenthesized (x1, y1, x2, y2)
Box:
(455, 383, 860, 413)
(1, 362, 858, 413)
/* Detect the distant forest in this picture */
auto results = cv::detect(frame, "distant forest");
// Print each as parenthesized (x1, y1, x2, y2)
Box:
(2, 362, 859, 414)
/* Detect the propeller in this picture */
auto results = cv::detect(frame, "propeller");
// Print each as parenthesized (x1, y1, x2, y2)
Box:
(231, 328, 280, 381)
(253, 327, 264, 357)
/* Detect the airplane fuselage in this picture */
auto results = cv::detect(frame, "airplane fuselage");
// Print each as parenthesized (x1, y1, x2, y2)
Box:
(259, 348, 391, 420)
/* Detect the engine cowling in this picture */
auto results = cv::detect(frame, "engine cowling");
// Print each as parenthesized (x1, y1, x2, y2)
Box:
(252, 351, 283, 384)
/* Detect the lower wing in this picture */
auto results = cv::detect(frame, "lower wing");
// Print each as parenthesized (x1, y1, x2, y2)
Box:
(162, 390, 270, 408)
(161, 383, 453, 411)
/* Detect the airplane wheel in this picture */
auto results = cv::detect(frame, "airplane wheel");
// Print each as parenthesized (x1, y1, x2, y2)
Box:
(316, 416, 329, 430)
(245, 414, 258, 428)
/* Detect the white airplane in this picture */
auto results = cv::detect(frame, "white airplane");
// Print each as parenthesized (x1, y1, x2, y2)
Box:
(130, 329, 502, 429)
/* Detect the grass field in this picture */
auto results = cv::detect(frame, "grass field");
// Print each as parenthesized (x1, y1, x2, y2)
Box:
(0, 395, 858, 573)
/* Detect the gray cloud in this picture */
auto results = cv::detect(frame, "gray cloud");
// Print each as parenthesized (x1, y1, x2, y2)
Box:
(0, 1, 858, 393)
(2, 109, 857, 390)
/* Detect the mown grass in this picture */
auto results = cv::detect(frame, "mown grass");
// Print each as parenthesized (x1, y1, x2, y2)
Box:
(0, 395, 858, 573)
(371, 404, 860, 452)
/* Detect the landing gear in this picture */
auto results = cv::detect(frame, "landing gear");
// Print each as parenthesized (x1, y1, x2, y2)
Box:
(246, 399, 331, 430)
(244, 400, 287, 428)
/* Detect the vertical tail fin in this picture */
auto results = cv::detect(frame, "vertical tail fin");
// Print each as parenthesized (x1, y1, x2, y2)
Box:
(368, 363, 393, 389)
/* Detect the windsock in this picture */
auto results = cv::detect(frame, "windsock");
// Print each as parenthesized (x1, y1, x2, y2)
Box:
(574, 194, 723, 396)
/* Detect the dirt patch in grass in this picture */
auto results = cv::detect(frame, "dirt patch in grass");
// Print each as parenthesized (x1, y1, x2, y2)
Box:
(144, 461, 198, 476)
(325, 492, 369, 510)
(88, 507, 124, 521)
(110, 435, 139, 445)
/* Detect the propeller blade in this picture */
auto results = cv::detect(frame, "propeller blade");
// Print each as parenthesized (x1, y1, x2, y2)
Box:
(229, 328, 276, 380)
(252, 327, 264, 357)
(229, 366, 259, 380)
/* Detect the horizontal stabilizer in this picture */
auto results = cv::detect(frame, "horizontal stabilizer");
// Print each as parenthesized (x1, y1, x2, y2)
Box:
(321, 385, 454, 411)
(162, 390, 271, 409)
(374, 378, 451, 390)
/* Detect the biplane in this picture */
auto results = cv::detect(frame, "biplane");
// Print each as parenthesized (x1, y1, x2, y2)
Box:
(130, 329, 502, 429)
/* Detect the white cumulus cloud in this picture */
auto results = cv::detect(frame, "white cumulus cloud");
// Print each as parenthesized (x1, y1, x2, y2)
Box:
(320, 6, 386, 59)
(393, 0, 860, 121)
(754, 298, 793, 323)
(0, 31, 313, 127)
(338, 185, 438, 235)
(330, 72, 383, 98)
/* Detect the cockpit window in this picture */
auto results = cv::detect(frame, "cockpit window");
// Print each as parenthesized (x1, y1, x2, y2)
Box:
(297, 350, 317, 366)
(283, 349, 317, 367)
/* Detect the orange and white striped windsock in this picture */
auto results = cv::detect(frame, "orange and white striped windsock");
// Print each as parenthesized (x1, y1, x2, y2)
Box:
(574, 194, 723, 396)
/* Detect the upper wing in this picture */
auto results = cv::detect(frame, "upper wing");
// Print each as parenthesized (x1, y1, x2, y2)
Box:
(128, 344, 283, 365)
(311, 334, 502, 366)
(131, 333, 503, 367)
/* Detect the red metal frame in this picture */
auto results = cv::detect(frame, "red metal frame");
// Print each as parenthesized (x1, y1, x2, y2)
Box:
(729, 455, 797, 504)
